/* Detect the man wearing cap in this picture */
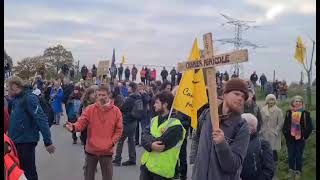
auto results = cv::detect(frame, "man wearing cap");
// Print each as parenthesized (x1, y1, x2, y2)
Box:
(192, 78, 250, 180)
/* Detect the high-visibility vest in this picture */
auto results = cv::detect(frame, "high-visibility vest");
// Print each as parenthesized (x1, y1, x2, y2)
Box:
(141, 116, 186, 178)
(4, 134, 25, 180)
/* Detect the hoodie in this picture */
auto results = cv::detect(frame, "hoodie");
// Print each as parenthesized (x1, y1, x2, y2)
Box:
(74, 102, 123, 156)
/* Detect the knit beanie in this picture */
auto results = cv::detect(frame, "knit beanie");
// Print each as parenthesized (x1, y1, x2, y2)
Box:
(223, 78, 249, 100)
(291, 95, 304, 106)
(265, 94, 277, 104)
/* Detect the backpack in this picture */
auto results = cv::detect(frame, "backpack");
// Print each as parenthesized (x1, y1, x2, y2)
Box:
(130, 96, 144, 120)
(21, 94, 55, 128)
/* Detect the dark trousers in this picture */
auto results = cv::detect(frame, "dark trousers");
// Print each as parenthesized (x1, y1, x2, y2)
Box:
(175, 138, 188, 178)
(171, 78, 176, 86)
(84, 152, 113, 180)
(72, 132, 77, 141)
(273, 150, 278, 162)
(136, 117, 150, 144)
(16, 143, 38, 180)
(287, 140, 305, 172)
(141, 78, 146, 85)
(140, 165, 172, 180)
(115, 130, 136, 162)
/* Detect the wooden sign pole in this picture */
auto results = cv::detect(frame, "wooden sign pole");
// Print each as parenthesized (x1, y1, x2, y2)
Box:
(177, 33, 249, 131)
(203, 33, 220, 130)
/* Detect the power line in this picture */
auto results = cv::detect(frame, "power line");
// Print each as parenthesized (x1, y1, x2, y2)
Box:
(216, 13, 264, 77)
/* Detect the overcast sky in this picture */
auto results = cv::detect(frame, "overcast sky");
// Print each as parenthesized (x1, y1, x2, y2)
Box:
(4, 0, 316, 83)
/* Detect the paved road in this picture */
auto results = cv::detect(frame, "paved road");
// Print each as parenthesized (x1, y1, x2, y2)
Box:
(36, 113, 193, 180)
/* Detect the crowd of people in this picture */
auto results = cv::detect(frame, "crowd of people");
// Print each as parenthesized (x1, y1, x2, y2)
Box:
(4, 66, 314, 180)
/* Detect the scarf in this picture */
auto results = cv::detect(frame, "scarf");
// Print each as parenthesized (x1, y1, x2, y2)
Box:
(290, 105, 303, 140)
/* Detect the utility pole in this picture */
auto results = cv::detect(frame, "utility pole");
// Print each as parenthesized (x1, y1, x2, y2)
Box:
(217, 13, 263, 77)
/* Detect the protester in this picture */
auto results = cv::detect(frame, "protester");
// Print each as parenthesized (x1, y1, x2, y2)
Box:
(223, 71, 229, 81)
(66, 86, 82, 144)
(151, 68, 157, 82)
(78, 88, 96, 146)
(135, 83, 151, 146)
(131, 65, 138, 82)
(160, 67, 168, 82)
(174, 112, 191, 180)
(118, 64, 124, 81)
(145, 67, 151, 85)
(113, 82, 142, 166)
(244, 89, 262, 132)
(278, 80, 288, 101)
(260, 94, 284, 179)
(65, 85, 123, 180)
(91, 64, 97, 78)
(125, 66, 130, 81)
(170, 67, 177, 86)
(240, 113, 274, 180)
(282, 96, 313, 179)
(259, 73, 267, 92)
(250, 71, 259, 88)
(81, 65, 89, 80)
(4, 133, 28, 180)
(50, 80, 64, 125)
(7, 76, 55, 180)
(192, 78, 250, 180)
(140, 91, 186, 180)
(140, 67, 146, 85)
(111, 86, 125, 109)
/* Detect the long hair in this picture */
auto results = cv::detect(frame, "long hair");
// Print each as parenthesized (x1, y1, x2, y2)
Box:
(80, 87, 96, 104)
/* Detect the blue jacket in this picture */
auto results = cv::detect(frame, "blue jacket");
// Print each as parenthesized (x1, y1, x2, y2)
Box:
(120, 86, 129, 97)
(8, 90, 52, 146)
(50, 87, 64, 113)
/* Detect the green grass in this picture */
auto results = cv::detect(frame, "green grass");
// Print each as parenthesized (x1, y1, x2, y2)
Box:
(257, 87, 317, 180)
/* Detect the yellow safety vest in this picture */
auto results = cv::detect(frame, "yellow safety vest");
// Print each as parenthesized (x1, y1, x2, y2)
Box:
(141, 116, 186, 178)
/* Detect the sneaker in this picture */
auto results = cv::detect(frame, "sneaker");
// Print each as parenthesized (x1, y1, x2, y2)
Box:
(121, 160, 136, 166)
(285, 169, 295, 179)
(112, 159, 121, 166)
(295, 170, 301, 180)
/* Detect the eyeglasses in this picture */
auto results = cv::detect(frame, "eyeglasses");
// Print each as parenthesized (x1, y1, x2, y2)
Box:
(294, 100, 302, 103)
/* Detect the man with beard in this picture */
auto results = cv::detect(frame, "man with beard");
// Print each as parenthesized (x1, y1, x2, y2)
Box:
(65, 85, 123, 180)
(140, 91, 186, 180)
(192, 78, 250, 180)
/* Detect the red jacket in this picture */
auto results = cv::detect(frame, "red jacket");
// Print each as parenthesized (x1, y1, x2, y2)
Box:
(74, 101, 123, 156)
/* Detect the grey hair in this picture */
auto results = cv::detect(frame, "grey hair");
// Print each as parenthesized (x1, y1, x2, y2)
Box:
(241, 113, 258, 132)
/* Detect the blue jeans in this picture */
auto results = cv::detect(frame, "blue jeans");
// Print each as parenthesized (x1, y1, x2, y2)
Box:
(287, 140, 305, 172)
(54, 112, 61, 124)
(16, 143, 38, 180)
(278, 94, 287, 101)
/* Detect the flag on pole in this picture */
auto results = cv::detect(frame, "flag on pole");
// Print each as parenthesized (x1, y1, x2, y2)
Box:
(111, 48, 116, 66)
(172, 38, 208, 128)
(294, 36, 306, 65)
(121, 55, 126, 65)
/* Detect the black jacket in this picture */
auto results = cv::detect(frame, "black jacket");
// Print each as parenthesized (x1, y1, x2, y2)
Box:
(125, 68, 130, 78)
(62, 84, 74, 104)
(120, 93, 142, 124)
(141, 113, 183, 152)
(241, 133, 274, 180)
(160, 69, 168, 78)
(282, 110, 313, 142)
